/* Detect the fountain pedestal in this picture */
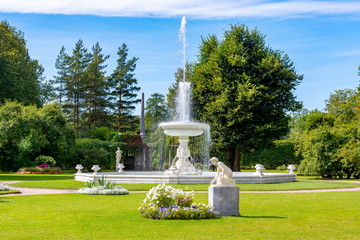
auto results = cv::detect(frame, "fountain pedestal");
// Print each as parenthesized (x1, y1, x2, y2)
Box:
(160, 121, 209, 176)
(174, 137, 200, 175)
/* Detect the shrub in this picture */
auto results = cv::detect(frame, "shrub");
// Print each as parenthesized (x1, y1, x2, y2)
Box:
(242, 140, 300, 169)
(17, 166, 61, 173)
(71, 138, 119, 171)
(35, 155, 56, 166)
(139, 184, 217, 220)
(0, 101, 75, 171)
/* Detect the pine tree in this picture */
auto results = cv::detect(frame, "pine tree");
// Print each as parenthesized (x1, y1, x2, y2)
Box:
(63, 39, 91, 131)
(83, 42, 110, 129)
(53, 46, 69, 104)
(108, 43, 140, 132)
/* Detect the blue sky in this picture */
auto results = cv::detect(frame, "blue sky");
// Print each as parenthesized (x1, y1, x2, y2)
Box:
(1, 0, 360, 115)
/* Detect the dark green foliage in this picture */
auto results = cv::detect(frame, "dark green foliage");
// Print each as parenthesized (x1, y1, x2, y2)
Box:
(108, 43, 140, 132)
(192, 24, 302, 170)
(52, 46, 68, 104)
(145, 93, 169, 132)
(0, 21, 44, 106)
(293, 80, 360, 178)
(242, 140, 299, 169)
(53, 41, 141, 136)
(297, 127, 342, 178)
(62, 40, 92, 131)
(82, 42, 111, 129)
(0, 101, 75, 171)
(34, 155, 56, 166)
(71, 138, 119, 171)
(87, 126, 113, 141)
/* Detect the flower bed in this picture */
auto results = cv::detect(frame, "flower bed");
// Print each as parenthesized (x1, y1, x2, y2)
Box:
(17, 171, 61, 174)
(78, 186, 129, 195)
(77, 176, 129, 195)
(139, 184, 218, 220)
(17, 166, 61, 174)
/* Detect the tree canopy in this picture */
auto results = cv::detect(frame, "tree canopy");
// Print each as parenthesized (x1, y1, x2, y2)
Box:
(0, 101, 75, 171)
(0, 21, 44, 106)
(191, 24, 303, 170)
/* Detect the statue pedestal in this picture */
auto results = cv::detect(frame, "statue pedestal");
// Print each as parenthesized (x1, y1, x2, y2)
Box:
(208, 186, 240, 216)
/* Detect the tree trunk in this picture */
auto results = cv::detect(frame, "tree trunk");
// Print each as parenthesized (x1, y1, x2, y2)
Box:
(226, 149, 235, 170)
(234, 148, 241, 172)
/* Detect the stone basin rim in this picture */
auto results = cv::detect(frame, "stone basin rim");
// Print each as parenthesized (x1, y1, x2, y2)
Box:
(159, 121, 210, 137)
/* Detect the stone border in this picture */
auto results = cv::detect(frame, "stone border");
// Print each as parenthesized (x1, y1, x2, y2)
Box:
(1, 180, 360, 196)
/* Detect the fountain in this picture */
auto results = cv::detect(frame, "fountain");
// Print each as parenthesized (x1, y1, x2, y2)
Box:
(74, 17, 297, 184)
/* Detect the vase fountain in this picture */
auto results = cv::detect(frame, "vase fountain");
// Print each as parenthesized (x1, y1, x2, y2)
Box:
(74, 17, 297, 184)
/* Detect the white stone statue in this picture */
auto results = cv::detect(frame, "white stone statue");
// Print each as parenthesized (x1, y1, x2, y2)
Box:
(115, 147, 123, 171)
(210, 157, 236, 187)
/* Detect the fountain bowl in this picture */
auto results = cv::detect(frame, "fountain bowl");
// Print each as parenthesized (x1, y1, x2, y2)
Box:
(159, 121, 210, 137)
(75, 171, 297, 184)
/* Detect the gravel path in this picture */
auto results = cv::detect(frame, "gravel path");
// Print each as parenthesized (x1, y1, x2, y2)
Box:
(1, 180, 360, 196)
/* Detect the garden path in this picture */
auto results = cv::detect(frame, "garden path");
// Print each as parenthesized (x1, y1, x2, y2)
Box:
(0, 181, 77, 196)
(1, 180, 360, 196)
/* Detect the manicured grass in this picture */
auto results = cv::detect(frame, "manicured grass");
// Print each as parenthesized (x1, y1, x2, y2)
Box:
(0, 173, 74, 181)
(1, 192, 359, 239)
(8, 177, 360, 191)
(0, 190, 20, 195)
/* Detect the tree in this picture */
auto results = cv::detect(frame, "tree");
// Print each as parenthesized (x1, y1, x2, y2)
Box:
(145, 93, 169, 133)
(191, 24, 303, 170)
(63, 40, 91, 131)
(53, 46, 69, 104)
(108, 43, 140, 132)
(293, 76, 360, 178)
(83, 42, 110, 129)
(0, 21, 44, 106)
(0, 101, 75, 171)
(325, 89, 357, 124)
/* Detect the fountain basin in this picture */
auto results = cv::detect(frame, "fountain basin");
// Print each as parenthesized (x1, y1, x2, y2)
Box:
(75, 171, 297, 184)
(159, 121, 209, 137)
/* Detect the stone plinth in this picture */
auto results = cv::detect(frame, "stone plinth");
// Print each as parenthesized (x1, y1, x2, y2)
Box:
(208, 186, 240, 216)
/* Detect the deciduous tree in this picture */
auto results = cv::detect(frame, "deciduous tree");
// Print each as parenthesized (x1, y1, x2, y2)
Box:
(192, 24, 303, 170)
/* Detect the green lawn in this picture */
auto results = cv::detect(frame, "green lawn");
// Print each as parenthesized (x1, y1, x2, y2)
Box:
(0, 190, 20, 195)
(7, 177, 360, 191)
(1, 192, 359, 239)
(0, 173, 74, 181)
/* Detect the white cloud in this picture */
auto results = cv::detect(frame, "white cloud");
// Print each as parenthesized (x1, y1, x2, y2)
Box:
(1, 0, 360, 19)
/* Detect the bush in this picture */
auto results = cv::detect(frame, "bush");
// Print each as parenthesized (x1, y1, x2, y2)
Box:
(35, 155, 56, 166)
(17, 166, 61, 173)
(242, 140, 300, 169)
(71, 138, 120, 171)
(0, 101, 75, 171)
(139, 184, 217, 220)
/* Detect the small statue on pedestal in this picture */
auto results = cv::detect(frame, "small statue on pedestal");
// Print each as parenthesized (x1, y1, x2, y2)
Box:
(210, 157, 236, 187)
(115, 148, 124, 172)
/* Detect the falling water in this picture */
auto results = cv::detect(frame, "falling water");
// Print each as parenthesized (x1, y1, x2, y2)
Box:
(175, 82, 191, 122)
(175, 16, 192, 122)
(179, 16, 187, 82)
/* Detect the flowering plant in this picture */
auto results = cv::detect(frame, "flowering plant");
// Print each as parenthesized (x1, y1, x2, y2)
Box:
(38, 163, 49, 168)
(139, 184, 217, 220)
(0, 184, 10, 191)
(77, 176, 129, 195)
